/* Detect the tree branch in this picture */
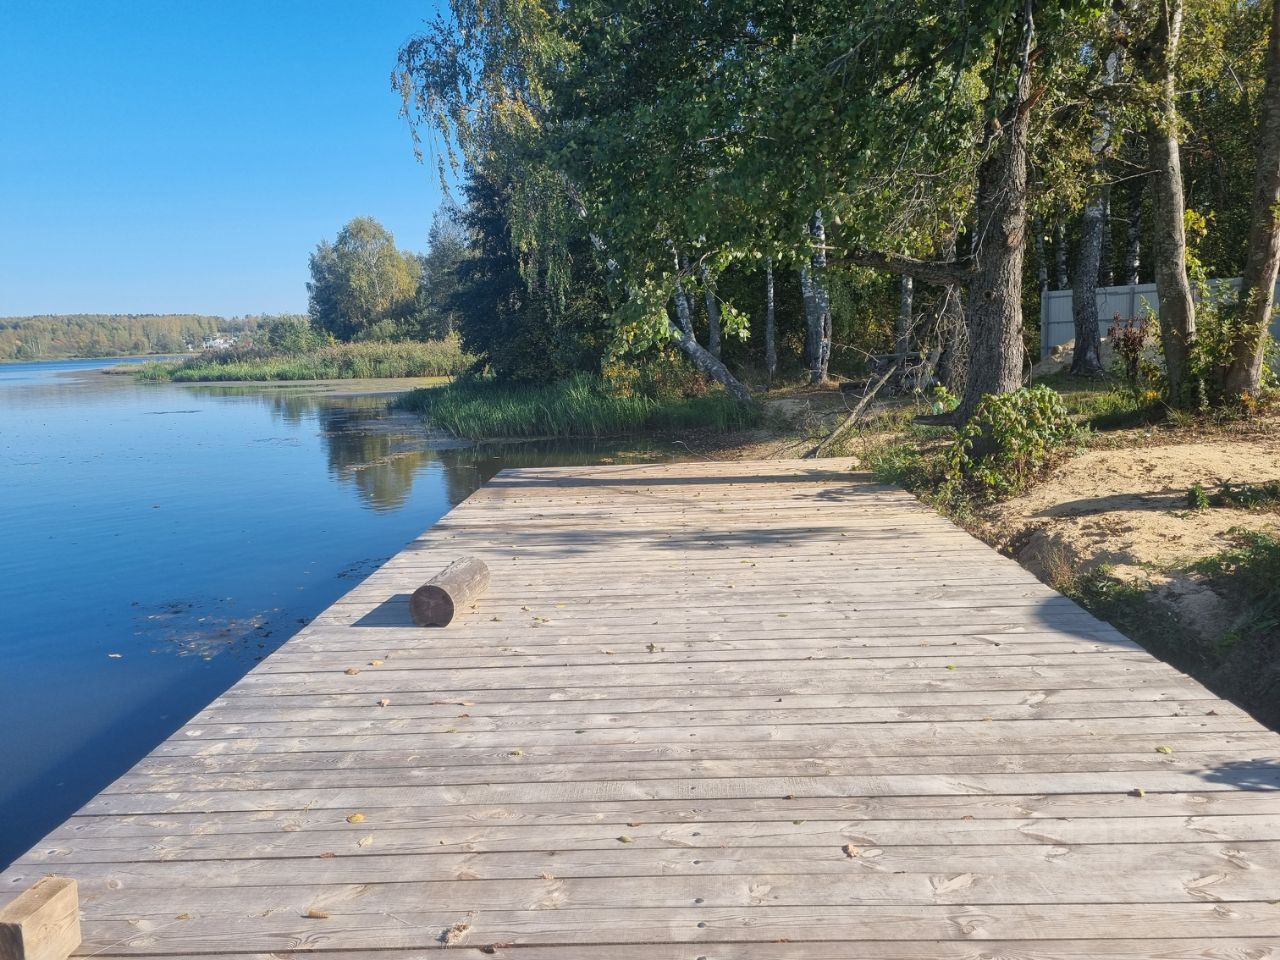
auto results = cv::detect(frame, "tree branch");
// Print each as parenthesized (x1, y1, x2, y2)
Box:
(826, 248, 977, 285)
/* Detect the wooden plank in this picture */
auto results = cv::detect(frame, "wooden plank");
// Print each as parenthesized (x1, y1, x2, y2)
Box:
(25, 813, 1280, 864)
(64, 903, 1280, 953)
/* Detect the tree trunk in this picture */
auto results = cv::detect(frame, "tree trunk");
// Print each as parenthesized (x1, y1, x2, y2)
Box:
(804, 210, 832, 384)
(673, 254, 695, 337)
(667, 317, 752, 404)
(1071, 194, 1106, 376)
(950, 17, 1035, 422)
(1072, 48, 1116, 380)
(896, 275, 914, 389)
(700, 264, 722, 359)
(1099, 186, 1114, 287)
(1035, 215, 1049, 295)
(1124, 177, 1143, 285)
(1054, 221, 1069, 290)
(764, 258, 777, 385)
(935, 232, 968, 393)
(896, 275, 914, 361)
(1223, 0, 1280, 396)
(1141, 0, 1197, 403)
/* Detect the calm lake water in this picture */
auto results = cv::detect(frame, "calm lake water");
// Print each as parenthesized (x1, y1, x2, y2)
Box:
(0, 359, 663, 868)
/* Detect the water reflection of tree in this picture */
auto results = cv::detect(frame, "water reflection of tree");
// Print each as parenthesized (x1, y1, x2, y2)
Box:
(189, 384, 320, 426)
(319, 405, 439, 511)
(196, 385, 671, 511)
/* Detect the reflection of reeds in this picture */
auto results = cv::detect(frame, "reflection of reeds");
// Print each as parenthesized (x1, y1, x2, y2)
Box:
(399, 373, 760, 439)
(133, 337, 473, 382)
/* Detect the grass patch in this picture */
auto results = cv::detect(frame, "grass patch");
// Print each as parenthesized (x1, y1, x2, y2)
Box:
(1059, 566, 1204, 669)
(400, 374, 760, 439)
(1185, 480, 1280, 512)
(1032, 371, 1162, 430)
(135, 338, 473, 382)
(1189, 529, 1280, 636)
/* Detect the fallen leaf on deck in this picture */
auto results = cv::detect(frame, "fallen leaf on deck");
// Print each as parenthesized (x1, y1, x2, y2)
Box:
(369, 659, 384, 666)
(1155, 745, 1173, 754)
(304, 908, 330, 920)
(509, 748, 524, 757)
(175, 913, 191, 920)
(617, 835, 633, 843)
(357, 836, 373, 848)
(346, 812, 366, 823)
(842, 844, 860, 858)
(344, 667, 360, 676)
(377, 699, 391, 707)
(1128, 788, 1145, 798)
(539, 872, 555, 881)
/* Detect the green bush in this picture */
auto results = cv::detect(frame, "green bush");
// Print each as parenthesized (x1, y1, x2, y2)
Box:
(944, 384, 1079, 497)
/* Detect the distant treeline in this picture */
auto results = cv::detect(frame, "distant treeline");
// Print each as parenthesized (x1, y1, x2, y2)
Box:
(0, 314, 259, 360)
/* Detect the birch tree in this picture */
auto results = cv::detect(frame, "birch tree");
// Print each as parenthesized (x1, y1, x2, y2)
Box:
(1222, 0, 1280, 396)
(1132, 0, 1199, 402)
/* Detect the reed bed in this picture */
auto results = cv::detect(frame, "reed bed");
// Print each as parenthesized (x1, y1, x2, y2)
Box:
(400, 374, 760, 439)
(136, 337, 472, 382)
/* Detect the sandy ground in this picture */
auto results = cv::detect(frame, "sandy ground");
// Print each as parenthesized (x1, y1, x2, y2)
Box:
(981, 435, 1280, 635)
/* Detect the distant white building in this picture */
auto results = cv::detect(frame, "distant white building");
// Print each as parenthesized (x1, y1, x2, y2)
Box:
(198, 334, 238, 351)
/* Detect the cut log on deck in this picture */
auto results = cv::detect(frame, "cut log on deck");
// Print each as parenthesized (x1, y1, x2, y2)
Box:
(1, 458, 1278, 957)
(409, 556, 490, 626)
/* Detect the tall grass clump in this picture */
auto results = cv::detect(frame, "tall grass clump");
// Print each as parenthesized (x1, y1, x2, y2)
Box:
(135, 336, 473, 382)
(400, 373, 760, 439)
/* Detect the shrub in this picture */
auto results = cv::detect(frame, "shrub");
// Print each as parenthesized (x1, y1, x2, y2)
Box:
(1186, 483, 1210, 511)
(944, 384, 1079, 497)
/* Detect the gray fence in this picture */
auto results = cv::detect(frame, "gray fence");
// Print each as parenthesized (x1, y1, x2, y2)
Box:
(1039, 278, 1280, 358)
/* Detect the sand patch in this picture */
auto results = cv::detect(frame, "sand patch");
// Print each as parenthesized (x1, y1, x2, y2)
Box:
(983, 439, 1280, 590)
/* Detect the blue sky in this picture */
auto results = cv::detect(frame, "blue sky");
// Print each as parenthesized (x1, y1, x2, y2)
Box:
(0, 0, 450, 316)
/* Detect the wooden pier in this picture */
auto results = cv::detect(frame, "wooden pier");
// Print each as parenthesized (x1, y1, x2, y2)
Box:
(3, 458, 1279, 957)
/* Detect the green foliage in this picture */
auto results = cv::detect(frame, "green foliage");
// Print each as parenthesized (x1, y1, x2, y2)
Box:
(256, 315, 326, 354)
(414, 203, 469, 339)
(452, 163, 611, 382)
(1190, 527, 1280, 642)
(135, 337, 473, 382)
(0, 314, 225, 360)
(928, 384, 960, 415)
(400, 373, 759, 439)
(308, 218, 422, 341)
(945, 385, 1080, 497)
(1060, 567, 1202, 667)
(1187, 483, 1211, 510)
(1185, 480, 1280, 510)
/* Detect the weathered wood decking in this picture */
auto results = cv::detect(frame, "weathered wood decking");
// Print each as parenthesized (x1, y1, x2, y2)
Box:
(3, 458, 1279, 957)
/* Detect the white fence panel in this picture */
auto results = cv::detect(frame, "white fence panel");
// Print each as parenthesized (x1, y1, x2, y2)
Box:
(1039, 278, 1280, 358)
